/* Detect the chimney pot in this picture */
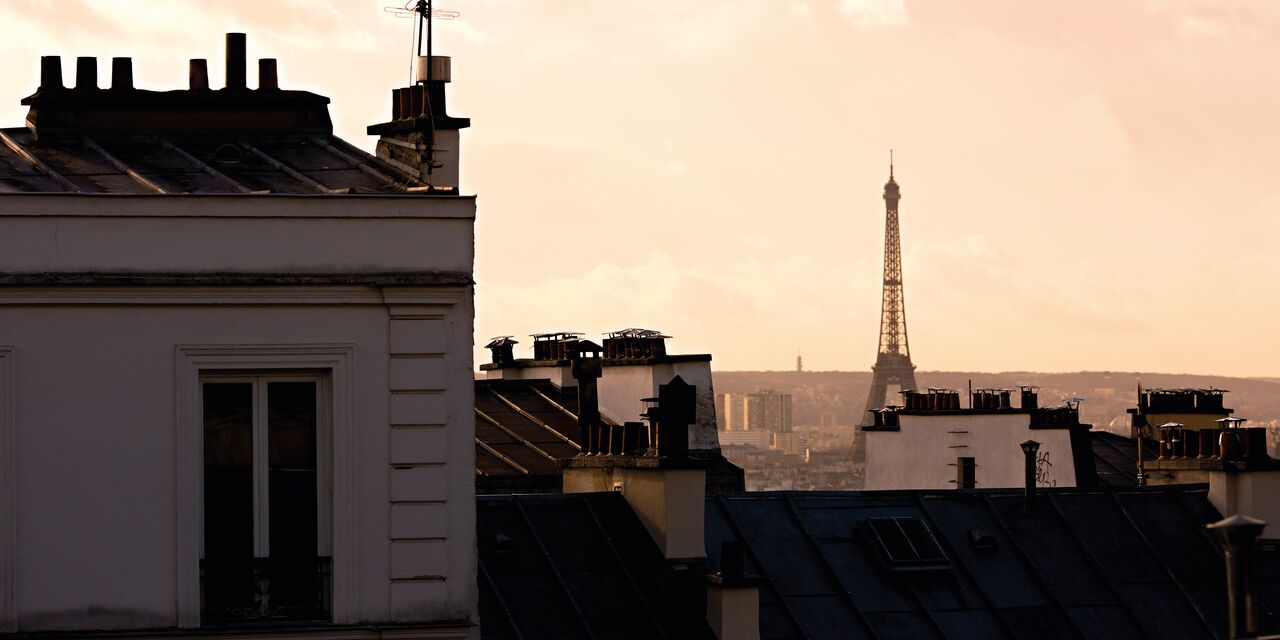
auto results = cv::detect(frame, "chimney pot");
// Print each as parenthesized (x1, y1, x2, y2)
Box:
(394, 87, 409, 120)
(111, 57, 133, 90)
(226, 32, 247, 89)
(1020, 440, 1040, 511)
(189, 59, 209, 90)
(39, 55, 63, 90)
(258, 58, 278, 90)
(1208, 514, 1267, 639)
(75, 57, 97, 89)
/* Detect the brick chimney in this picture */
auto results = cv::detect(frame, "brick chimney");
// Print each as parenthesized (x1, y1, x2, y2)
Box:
(367, 55, 470, 193)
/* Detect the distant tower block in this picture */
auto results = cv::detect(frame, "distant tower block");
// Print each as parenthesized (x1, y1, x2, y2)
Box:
(862, 153, 919, 424)
(796, 353, 803, 373)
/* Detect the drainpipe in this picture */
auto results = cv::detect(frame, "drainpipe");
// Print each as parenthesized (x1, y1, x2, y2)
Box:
(1020, 440, 1040, 512)
(1208, 514, 1267, 639)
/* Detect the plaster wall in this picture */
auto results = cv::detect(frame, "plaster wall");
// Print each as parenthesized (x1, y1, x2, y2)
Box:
(0, 195, 475, 274)
(1209, 471, 1280, 538)
(707, 586, 760, 640)
(0, 295, 475, 632)
(483, 365, 575, 388)
(596, 361, 720, 452)
(864, 413, 1077, 491)
(615, 467, 706, 560)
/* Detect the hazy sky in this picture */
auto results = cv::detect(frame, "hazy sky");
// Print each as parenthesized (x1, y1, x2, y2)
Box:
(2, 1, 1278, 376)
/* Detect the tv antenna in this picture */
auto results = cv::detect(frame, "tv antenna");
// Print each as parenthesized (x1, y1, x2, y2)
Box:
(384, 1, 459, 85)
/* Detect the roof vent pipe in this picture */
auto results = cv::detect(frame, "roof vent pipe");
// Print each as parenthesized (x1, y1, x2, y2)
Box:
(39, 56, 63, 90)
(225, 33, 246, 89)
(75, 57, 97, 89)
(1208, 514, 1267, 639)
(110, 57, 133, 90)
(258, 58, 278, 90)
(189, 59, 209, 90)
(1020, 440, 1040, 512)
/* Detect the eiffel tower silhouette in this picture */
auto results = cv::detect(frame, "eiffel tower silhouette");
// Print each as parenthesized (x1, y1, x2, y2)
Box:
(862, 153, 918, 424)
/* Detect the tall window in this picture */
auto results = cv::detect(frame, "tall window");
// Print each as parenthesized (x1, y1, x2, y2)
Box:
(201, 374, 331, 622)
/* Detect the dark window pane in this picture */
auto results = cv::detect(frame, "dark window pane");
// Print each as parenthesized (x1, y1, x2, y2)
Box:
(202, 382, 254, 614)
(268, 381, 320, 612)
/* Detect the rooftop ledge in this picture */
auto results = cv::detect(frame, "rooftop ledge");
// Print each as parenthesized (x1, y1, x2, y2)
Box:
(480, 354, 712, 371)
(0, 192, 477, 218)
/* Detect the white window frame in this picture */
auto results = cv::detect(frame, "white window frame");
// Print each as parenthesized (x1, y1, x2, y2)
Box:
(175, 345, 355, 628)
(199, 373, 332, 560)
(0, 347, 13, 633)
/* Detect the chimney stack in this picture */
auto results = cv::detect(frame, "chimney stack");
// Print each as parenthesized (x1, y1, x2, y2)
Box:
(226, 33, 246, 90)
(75, 57, 97, 89)
(39, 56, 63, 90)
(569, 340, 604, 453)
(1208, 514, 1266, 639)
(1020, 440, 1040, 512)
(258, 58, 278, 90)
(189, 59, 209, 90)
(110, 57, 133, 90)
(705, 542, 762, 640)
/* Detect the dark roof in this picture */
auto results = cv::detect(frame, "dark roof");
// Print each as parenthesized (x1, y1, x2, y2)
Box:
(1090, 431, 1157, 488)
(475, 379, 586, 493)
(706, 486, 1259, 639)
(474, 378, 745, 494)
(477, 492, 717, 640)
(0, 127, 429, 195)
(480, 485, 1271, 639)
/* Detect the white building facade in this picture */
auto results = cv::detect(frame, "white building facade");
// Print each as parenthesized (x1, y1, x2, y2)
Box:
(0, 34, 478, 637)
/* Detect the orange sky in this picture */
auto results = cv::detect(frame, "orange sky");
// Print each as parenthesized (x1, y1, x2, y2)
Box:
(2, 1, 1277, 376)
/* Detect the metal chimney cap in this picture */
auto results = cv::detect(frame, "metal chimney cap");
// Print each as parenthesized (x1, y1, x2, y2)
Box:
(1208, 514, 1268, 543)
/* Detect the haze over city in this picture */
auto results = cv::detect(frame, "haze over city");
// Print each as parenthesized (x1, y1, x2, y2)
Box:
(4, 0, 1276, 376)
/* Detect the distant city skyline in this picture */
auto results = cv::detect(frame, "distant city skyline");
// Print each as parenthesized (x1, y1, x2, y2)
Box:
(4, 1, 1277, 376)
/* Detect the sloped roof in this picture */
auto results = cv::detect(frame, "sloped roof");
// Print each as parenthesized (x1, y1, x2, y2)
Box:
(475, 379, 587, 493)
(478, 492, 717, 640)
(474, 378, 745, 494)
(1090, 431, 1157, 488)
(0, 127, 426, 194)
(706, 487, 1253, 639)
(479, 485, 1278, 639)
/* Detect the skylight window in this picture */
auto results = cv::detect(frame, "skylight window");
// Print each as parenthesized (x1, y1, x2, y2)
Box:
(865, 517, 950, 570)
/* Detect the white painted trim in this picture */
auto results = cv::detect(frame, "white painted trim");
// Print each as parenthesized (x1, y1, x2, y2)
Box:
(0, 193, 477, 219)
(0, 348, 13, 633)
(175, 345, 356, 628)
(0, 285, 467, 307)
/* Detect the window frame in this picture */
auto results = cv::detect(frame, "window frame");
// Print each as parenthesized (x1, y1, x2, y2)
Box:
(175, 345, 355, 628)
(199, 373, 332, 560)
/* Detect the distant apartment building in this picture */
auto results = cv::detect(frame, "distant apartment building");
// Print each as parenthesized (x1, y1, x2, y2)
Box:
(717, 389, 793, 432)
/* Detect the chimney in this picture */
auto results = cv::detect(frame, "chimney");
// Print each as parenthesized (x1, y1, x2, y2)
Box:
(1020, 385, 1039, 409)
(189, 59, 209, 90)
(368, 54, 470, 192)
(39, 56, 63, 90)
(110, 57, 132, 90)
(75, 57, 97, 89)
(1208, 514, 1266, 639)
(226, 33, 246, 90)
(484, 336, 517, 365)
(562, 375, 708, 561)
(258, 58, 278, 90)
(705, 542, 762, 640)
(569, 340, 604, 453)
(1020, 440, 1040, 511)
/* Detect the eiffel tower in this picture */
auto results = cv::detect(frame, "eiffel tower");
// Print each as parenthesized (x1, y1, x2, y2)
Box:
(862, 153, 918, 424)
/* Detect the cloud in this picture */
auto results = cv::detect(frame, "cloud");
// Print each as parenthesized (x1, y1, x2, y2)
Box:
(835, 0, 907, 28)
